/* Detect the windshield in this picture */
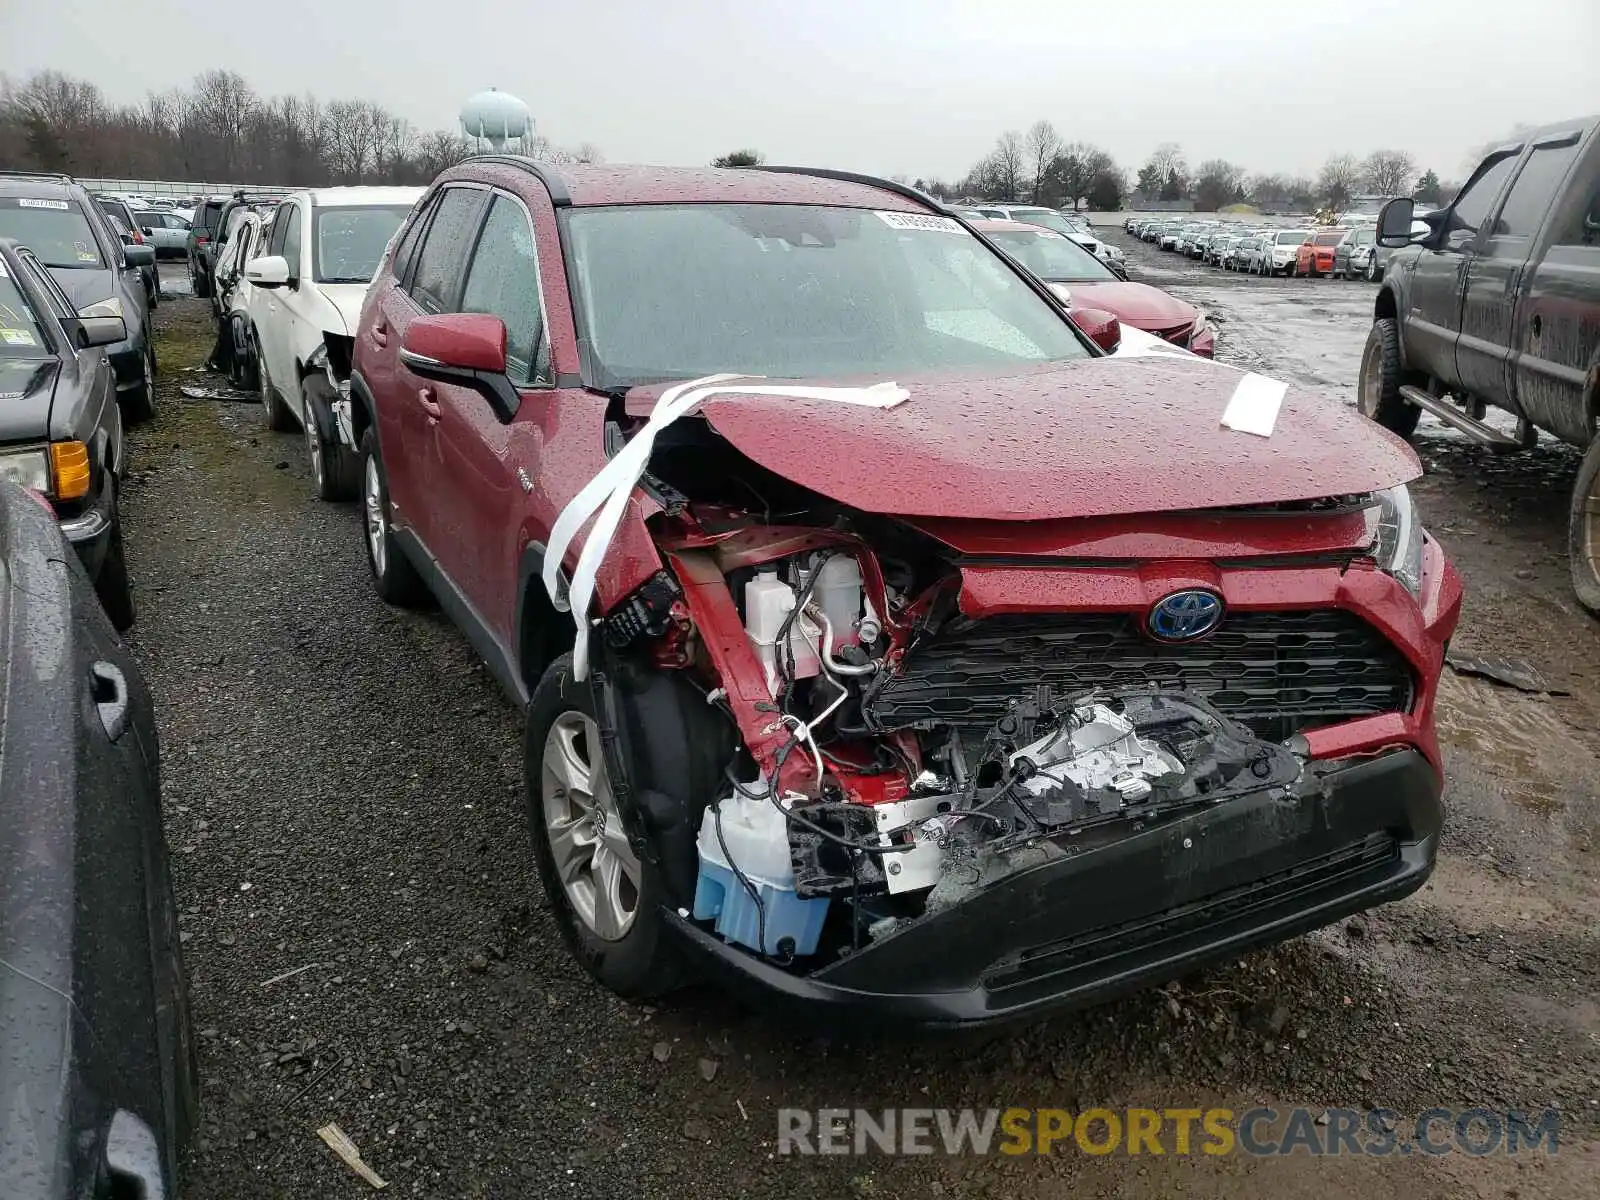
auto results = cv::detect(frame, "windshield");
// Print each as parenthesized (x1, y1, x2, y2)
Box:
(987, 228, 1117, 281)
(0, 262, 48, 359)
(314, 205, 412, 283)
(562, 203, 1091, 388)
(1276, 230, 1310, 244)
(0, 198, 105, 269)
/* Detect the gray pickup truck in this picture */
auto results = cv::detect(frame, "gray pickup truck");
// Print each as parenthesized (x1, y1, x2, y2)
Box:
(1356, 114, 1600, 610)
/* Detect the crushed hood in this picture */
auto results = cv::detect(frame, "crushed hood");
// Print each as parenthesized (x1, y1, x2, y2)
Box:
(633, 357, 1419, 521)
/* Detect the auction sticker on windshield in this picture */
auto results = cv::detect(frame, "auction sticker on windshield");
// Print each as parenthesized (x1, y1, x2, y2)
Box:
(1, 329, 37, 346)
(18, 198, 70, 211)
(875, 211, 965, 234)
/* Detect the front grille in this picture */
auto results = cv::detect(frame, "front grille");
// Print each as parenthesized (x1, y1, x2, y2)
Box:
(865, 610, 1413, 743)
(983, 833, 1399, 994)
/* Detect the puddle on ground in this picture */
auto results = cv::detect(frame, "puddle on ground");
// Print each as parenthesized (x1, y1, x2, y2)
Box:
(1434, 670, 1590, 817)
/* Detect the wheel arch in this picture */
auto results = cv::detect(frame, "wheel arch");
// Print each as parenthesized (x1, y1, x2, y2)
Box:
(516, 540, 566, 695)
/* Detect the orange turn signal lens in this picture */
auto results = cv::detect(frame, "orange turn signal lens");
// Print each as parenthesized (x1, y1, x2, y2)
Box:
(50, 441, 91, 500)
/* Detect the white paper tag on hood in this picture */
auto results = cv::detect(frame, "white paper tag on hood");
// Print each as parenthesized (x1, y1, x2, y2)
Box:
(1221, 372, 1288, 438)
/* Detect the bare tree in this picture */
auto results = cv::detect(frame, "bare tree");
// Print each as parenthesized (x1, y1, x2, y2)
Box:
(1362, 149, 1417, 196)
(982, 130, 1027, 202)
(1317, 153, 1361, 210)
(413, 130, 474, 180)
(1024, 119, 1060, 203)
(1141, 143, 1188, 200)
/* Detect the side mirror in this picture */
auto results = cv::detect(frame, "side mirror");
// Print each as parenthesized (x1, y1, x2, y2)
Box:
(1107, 259, 1130, 281)
(122, 243, 155, 267)
(398, 313, 519, 421)
(75, 315, 127, 349)
(1069, 307, 1122, 354)
(245, 255, 290, 288)
(1377, 198, 1416, 247)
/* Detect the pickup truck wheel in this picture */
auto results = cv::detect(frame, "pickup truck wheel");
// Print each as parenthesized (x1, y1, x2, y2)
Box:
(302, 377, 359, 501)
(359, 429, 428, 607)
(95, 512, 136, 632)
(258, 357, 296, 433)
(1357, 318, 1423, 438)
(1568, 436, 1600, 614)
(524, 654, 682, 998)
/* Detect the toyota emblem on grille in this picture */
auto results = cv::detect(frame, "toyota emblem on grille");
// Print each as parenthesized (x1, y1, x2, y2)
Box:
(1147, 589, 1223, 641)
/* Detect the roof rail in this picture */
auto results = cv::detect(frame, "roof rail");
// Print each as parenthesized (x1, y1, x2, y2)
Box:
(751, 166, 949, 214)
(0, 168, 75, 184)
(461, 155, 572, 206)
(230, 187, 291, 200)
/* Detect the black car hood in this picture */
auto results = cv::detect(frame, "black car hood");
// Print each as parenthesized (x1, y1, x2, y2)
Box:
(0, 359, 58, 442)
(46, 267, 116, 312)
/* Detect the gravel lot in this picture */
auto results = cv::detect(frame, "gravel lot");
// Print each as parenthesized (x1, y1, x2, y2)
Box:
(133, 258, 1598, 1199)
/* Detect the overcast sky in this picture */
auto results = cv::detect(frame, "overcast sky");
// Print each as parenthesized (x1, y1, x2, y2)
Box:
(4, 0, 1596, 182)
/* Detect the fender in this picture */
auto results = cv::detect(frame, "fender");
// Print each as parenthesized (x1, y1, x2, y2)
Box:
(515, 539, 565, 694)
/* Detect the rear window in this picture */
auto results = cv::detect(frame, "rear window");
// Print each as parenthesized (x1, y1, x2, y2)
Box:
(0, 197, 105, 269)
(0, 260, 49, 359)
(1276, 231, 1309, 244)
(1314, 232, 1345, 246)
(197, 201, 224, 232)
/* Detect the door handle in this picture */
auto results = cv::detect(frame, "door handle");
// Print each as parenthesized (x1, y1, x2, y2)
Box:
(1530, 313, 1542, 337)
(90, 661, 130, 742)
(418, 387, 442, 421)
(372, 319, 388, 348)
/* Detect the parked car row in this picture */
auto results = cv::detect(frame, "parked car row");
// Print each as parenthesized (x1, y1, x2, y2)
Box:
(957, 203, 1128, 271)
(212, 161, 1459, 1037)
(1127, 214, 1396, 281)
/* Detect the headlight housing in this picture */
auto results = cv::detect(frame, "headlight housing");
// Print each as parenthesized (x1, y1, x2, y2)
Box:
(0, 449, 51, 493)
(78, 296, 124, 320)
(1371, 485, 1424, 596)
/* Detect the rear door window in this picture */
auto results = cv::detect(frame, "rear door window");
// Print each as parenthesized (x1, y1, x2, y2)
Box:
(1494, 138, 1582, 238)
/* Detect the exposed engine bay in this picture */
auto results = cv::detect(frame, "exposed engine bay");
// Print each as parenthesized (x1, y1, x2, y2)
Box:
(626, 523, 1308, 967)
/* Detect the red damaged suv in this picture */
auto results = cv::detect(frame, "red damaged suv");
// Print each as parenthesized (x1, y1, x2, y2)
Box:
(351, 160, 1461, 1026)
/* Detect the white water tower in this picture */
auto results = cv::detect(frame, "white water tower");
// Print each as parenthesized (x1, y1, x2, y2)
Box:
(460, 88, 533, 153)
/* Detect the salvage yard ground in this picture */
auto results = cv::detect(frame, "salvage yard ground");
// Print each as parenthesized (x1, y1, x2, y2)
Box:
(135, 253, 1599, 1199)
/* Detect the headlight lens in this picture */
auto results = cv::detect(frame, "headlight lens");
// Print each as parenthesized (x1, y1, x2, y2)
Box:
(306, 342, 329, 370)
(0, 449, 51, 493)
(1371, 485, 1424, 596)
(78, 296, 124, 320)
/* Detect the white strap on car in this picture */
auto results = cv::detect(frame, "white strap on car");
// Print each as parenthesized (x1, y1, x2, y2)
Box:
(544, 373, 910, 679)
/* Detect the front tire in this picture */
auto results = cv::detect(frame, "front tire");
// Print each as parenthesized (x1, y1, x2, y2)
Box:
(95, 513, 136, 632)
(1568, 435, 1600, 615)
(359, 428, 428, 606)
(121, 344, 157, 425)
(303, 377, 359, 501)
(1357, 318, 1424, 438)
(524, 654, 682, 998)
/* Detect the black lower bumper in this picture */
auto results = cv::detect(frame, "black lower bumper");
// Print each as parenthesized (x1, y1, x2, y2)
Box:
(667, 749, 1442, 1028)
(56, 476, 116, 577)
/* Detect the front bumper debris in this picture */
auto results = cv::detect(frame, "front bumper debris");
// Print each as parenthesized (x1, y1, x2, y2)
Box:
(667, 748, 1441, 1028)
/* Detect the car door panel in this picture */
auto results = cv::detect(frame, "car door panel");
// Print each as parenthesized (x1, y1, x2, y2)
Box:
(1509, 146, 1600, 446)
(426, 192, 548, 640)
(1458, 137, 1585, 411)
(378, 186, 488, 548)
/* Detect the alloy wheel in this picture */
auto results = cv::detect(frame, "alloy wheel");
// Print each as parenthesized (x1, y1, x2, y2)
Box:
(541, 712, 642, 941)
(306, 409, 324, 492)
(363, 456, 387, 576)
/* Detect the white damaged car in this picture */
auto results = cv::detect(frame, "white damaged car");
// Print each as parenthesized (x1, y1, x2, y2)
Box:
(244, 186, 424, 499)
